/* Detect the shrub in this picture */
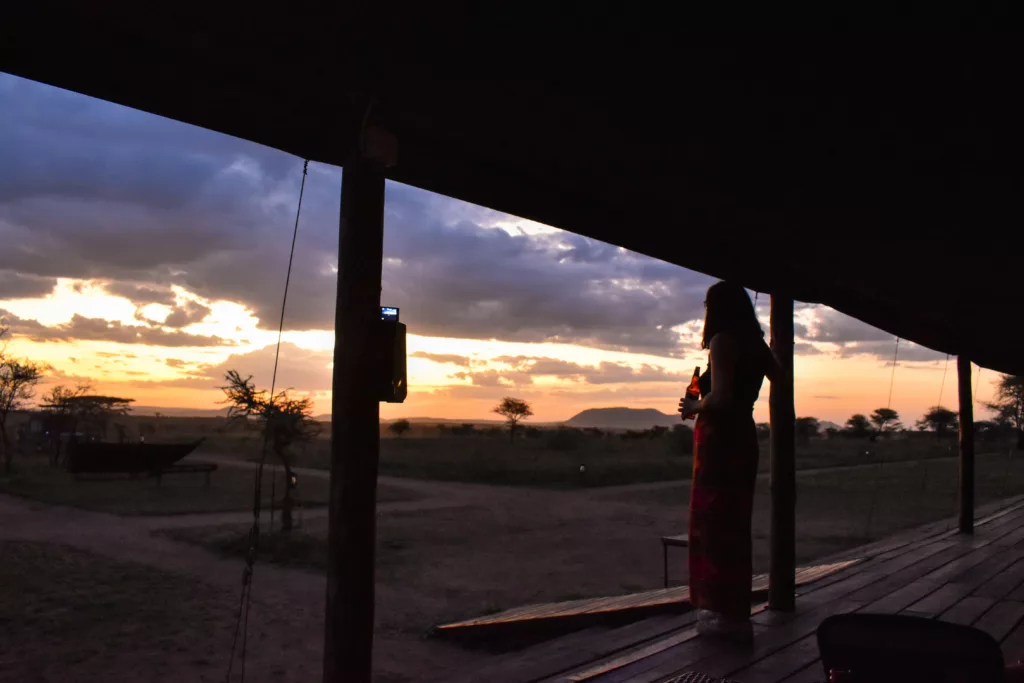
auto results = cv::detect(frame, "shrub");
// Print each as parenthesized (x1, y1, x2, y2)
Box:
(547, 427, 584, 452)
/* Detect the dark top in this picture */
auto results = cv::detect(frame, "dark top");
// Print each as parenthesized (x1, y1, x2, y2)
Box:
(698, 335, 770, 410)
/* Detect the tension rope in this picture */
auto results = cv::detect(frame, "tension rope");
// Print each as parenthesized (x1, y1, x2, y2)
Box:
(224, 159, 309, 683)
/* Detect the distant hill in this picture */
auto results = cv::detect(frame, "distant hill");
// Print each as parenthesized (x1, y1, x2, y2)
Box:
(565, 407, 678, 430)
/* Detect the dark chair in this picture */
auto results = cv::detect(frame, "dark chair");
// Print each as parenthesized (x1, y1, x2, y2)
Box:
(817, 613, 1004, 682)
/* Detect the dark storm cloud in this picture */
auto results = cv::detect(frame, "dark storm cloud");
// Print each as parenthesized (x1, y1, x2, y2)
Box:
(0, 309, 232, 347)
(0, 269, 57, 299)
(382, 184, 714, 355)
(1, 73, 923, 360)
(102, 282, 177, 307)
(162, 300, 212, 328)
(0, 72, 339, 329)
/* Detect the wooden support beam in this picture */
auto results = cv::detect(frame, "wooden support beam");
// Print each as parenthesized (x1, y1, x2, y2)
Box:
(958, 355, 976, 534)
(769, 294, 796, 611)
(324, 155, 387, 683)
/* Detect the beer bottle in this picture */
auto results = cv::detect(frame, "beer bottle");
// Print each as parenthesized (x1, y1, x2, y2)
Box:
(682, 366, 701, 420)
(686, 366, 701, 401)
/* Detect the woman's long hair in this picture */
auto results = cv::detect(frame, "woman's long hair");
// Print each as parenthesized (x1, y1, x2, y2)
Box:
(701, 281, 764, 350)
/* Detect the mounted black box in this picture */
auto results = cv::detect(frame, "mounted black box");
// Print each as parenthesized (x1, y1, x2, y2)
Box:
(377, 307, 407, 403)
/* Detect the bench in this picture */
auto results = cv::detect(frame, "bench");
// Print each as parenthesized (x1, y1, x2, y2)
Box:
(661, 533, 689, 587)
(154, 463, 218, 488)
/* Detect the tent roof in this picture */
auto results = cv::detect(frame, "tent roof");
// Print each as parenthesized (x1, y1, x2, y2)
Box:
(3, 11, 1022, 375)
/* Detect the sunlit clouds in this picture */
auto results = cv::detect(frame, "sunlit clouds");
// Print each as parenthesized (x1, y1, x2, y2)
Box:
(0, 70, 1001, 425)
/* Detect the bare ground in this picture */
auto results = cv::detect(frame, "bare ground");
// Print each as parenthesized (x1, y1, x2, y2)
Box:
(3, 450, 1024, 682)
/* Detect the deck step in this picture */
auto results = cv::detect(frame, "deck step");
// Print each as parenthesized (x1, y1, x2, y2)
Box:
(434, 559, 859, 642)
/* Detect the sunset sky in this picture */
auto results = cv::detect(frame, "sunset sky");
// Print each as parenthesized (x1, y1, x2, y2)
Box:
(0, 72, 999, 425)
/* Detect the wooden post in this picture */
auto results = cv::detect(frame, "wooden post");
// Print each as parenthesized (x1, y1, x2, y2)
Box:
(958, 356, 975, 534)
(769, 294, 796, 611)
(323, 155, 387, 683)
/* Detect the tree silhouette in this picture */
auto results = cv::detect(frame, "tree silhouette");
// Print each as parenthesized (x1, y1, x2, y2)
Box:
(845, 414, 872, 438)
(916, 406, 958, 438)
(987, 374, 1024, 449)
(0, 328, 44, 473)
(388, 419, 412, 437)
(220, 370, 319, 531)
(795, 417, 820, 440)
(870, 408, 902, 435)
(493, 397, 533, 443)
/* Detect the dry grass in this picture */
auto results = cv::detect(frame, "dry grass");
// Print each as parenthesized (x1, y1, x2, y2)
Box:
(206, 430, 1007, 489)
(0, 456, 414, 515)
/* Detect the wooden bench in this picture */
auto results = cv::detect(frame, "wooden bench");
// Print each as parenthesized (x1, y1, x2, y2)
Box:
(661, 533, 689, 587)
(154, 463, 218, 488)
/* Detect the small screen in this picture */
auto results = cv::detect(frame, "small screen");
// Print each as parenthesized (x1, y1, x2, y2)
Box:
(381, 306, 399, 322)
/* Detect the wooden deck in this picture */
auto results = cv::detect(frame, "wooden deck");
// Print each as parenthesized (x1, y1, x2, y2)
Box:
(436, 561, 859, 642)
(446, 494, 1024, 683)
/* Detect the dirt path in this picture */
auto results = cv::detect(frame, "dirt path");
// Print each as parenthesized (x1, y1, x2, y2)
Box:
(0, 489, 491, 683)
(197, 453, 528, 502)
(0, 461, 605, 683)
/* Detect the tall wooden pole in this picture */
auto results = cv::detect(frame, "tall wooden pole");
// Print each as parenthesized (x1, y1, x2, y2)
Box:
(769, 294, 796, 611)
(958, 356, 975, 534)
(324, 155, 386, 683)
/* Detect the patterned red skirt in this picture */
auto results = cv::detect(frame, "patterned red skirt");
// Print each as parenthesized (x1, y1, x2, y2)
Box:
(688, 410, 759, 618)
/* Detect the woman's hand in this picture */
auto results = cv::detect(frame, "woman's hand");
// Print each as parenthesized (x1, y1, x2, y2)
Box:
(678, 396, 701, 420)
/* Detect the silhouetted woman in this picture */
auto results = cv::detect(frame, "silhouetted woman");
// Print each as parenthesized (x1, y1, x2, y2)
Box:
(679, 281, 782, 642)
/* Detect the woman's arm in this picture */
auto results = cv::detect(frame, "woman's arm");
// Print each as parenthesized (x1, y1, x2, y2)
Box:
(764, 339, 784, 383)
(699, 333, 736, 413)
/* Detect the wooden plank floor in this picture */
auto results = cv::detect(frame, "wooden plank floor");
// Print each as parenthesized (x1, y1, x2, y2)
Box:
(444, 494, 1024, 683)
(436, 561, 860, 638)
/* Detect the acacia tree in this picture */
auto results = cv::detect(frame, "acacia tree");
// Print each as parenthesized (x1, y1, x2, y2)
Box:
(795, 417, 820, 440)
(221, 370, 319, 531)
(870, 408, 902, 436)
(388, 419, 412, 437)
(39, 381, 93, 466)
(493, 397, 533, 443)
(845, 414, 872, 438)
(987, 374, 1024, 449)
(0, 328, 44, 473)
(916, 406, 958, 438)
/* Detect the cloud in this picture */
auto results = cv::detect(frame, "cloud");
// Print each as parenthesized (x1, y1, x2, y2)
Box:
(0, 309, 231, 347)
(3, 73, 926, 365)
(586, 362, 685, 385)
(127, 342, 334, 394)
(805, 307, 895, 344)
(794, 342, 824, 356)
(0, 72, 720, 355)
(162, 300, 211, 328)
(482, 355, 684, 385)
(450, 369, 523, 387)
(409, 351, 472, 367)
(102, 281, 177, 307)
(0, 269, 57, 299)
(382, 188, 715, 354)
(800, 306, 945, 363)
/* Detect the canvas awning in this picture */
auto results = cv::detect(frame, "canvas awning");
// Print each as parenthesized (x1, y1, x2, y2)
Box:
(4, 11, 1021, 373)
